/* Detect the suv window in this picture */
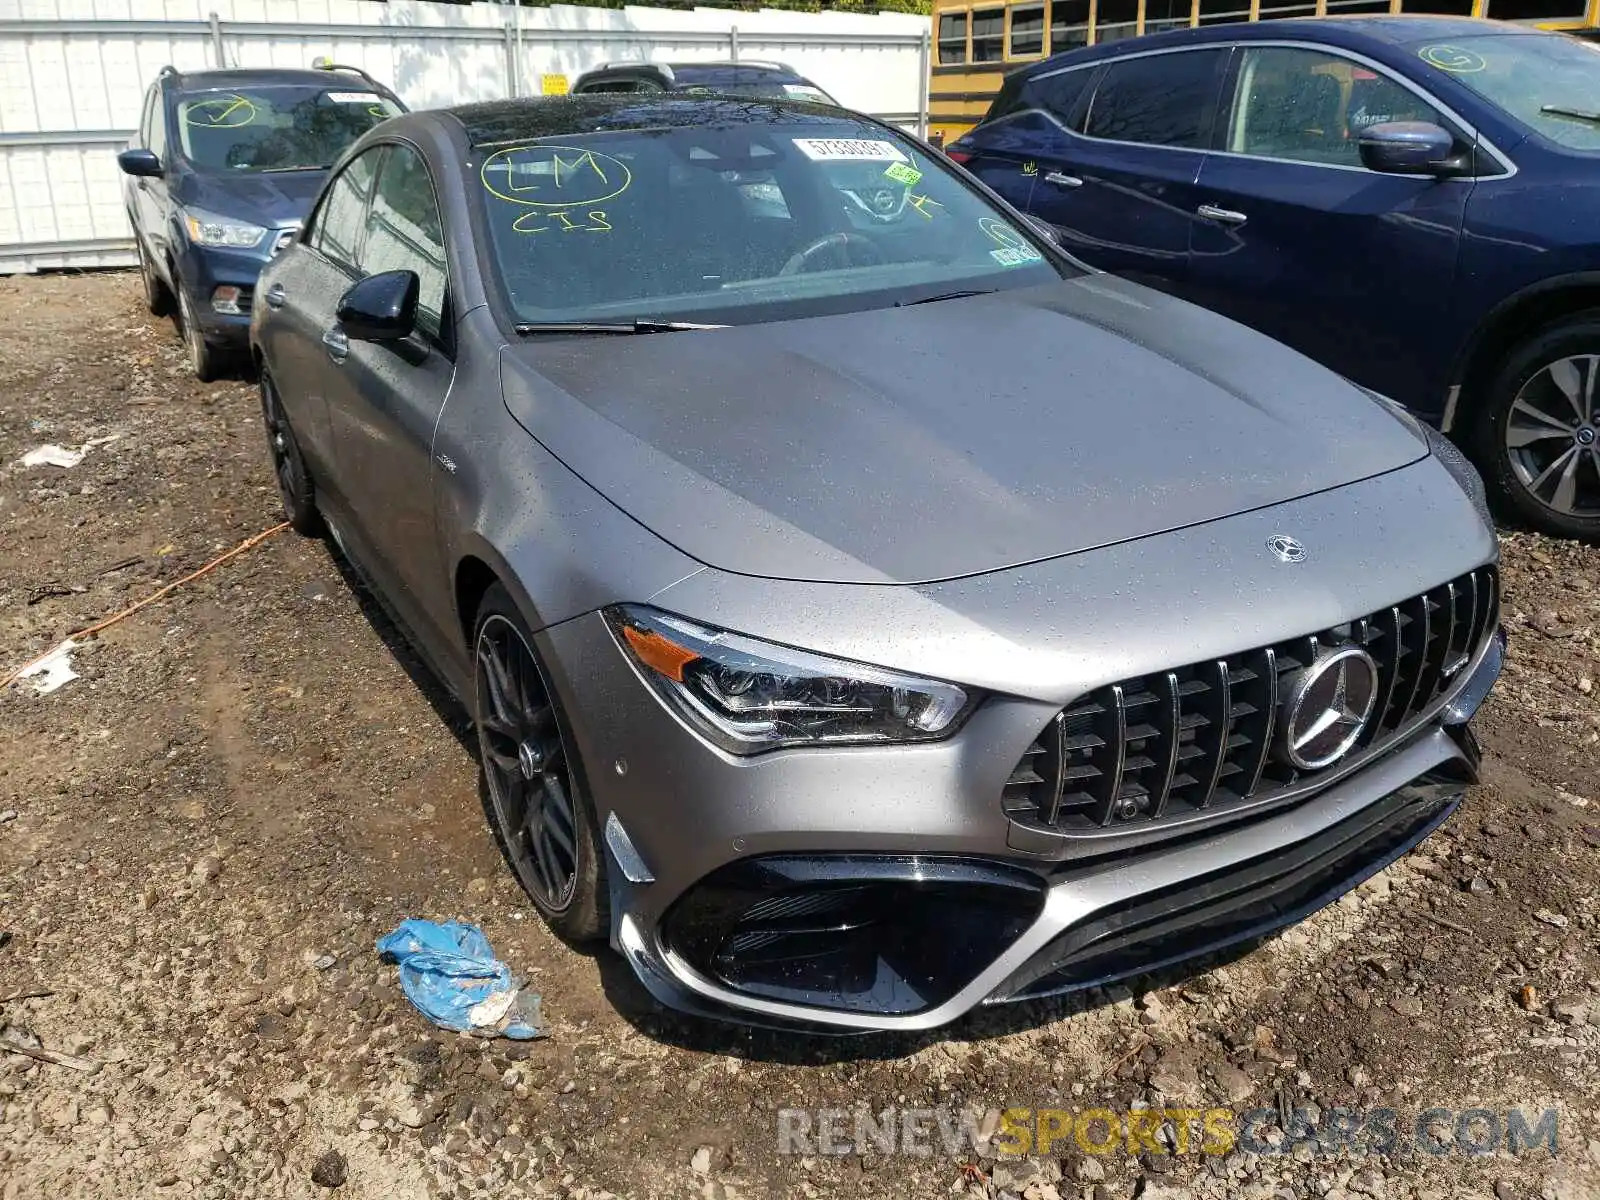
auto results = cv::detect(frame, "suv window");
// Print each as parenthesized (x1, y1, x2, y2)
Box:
(1226, 47, 1445, 166)
(1085, 49, 1227, 148)
(309, 149, 379, 270)
(1030, 66, 1097, 130)
(149, 89, 169, 161)
(174, 85, 401, 172)
(360, 144, 448, 340)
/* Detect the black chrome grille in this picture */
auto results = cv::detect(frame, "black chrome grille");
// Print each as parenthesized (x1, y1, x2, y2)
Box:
(1001, 567, 1498, 833)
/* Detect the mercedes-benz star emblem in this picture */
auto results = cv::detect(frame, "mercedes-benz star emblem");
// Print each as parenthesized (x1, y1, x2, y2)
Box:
(1277, 645, 1379, 771)
(1266, 534, 1306, 563)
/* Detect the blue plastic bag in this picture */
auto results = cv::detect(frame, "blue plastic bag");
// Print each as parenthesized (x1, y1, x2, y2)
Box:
(376, 919, 543, 1040)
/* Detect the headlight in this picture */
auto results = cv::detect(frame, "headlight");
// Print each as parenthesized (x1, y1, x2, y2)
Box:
(182, 207, 267, 249)
(605, 606, 976, 753)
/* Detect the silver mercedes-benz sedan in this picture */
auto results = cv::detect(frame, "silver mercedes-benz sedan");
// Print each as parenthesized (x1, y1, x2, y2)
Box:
(250, 95, 1503, 1032)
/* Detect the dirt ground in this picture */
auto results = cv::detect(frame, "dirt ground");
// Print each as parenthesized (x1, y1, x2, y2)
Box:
(0, 272, 1598, 1200)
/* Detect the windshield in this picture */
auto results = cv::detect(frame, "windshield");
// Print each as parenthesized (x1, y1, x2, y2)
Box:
(175, 85, 402, 172)
(475, 113, 1066, 326)
(1413, 33, 1600, 149)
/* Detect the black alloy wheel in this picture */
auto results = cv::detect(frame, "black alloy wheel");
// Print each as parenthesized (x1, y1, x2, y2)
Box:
(473, 585, 607, 941)
(259, 370, 320, 535)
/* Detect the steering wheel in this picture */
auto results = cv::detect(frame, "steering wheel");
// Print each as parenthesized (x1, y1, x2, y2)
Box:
(779, 231, 887, 276)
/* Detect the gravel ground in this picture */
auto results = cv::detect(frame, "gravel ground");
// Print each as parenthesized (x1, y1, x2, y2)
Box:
(1, 272, 1598, 1200)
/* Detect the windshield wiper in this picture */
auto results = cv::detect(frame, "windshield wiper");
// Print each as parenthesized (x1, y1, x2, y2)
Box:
(259, 164, 333, 173)
(514, 320, 727, 335)
(1540, 104, 1600, 124)
(895, 288, 998, 308)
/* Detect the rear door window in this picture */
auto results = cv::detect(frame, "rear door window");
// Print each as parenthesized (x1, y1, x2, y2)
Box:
(1084, 48, 1228, 148)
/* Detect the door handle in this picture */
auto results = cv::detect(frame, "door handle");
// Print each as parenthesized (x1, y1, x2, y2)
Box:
(1197, 204, 1248, 226)
(1045, 171, 1083, 188)
(322, 326, 349, 362)
(264, 283, 286, 310)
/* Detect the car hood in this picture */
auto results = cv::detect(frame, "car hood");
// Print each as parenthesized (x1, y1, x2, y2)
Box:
(500, 276, 1429, 586)
(175, 166, 328, 227)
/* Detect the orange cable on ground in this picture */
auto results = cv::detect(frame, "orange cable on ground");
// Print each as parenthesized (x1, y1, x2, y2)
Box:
(0, 521, 291, 692)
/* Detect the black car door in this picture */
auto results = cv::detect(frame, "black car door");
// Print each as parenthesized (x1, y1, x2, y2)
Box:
(260, 148, 382, 488)
(319, 141, 458, 654)
(1024, 45, 1230, 291)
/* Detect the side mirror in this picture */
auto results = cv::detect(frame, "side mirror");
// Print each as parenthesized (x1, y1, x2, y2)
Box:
(1023, 214, 1060, 246)
(337, 270, 419, 343)
(1358, 121, 1463, 176)
(117, 148, 163, 178)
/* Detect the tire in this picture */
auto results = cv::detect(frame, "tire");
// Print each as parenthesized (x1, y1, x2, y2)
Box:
(136, 240, 172, 317)
(1474, 311, 1600, 540)
(473, 583, 608, 942)
(177, 286, 224, 383)
(259, 369, 321, 536)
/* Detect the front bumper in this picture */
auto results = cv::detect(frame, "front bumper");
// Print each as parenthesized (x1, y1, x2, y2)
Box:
(539, 593, 1501, 1032)
(174, 240, 277, 347)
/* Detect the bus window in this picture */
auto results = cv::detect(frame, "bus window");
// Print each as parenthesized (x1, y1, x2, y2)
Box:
(938, 12, 969, 64)
(1010, 4, 1046, 57)
(1051, 0, 1091, 52)
(1145, 0, 1193, 33)
(1198, 0, 1253, 25)
(1402, 0, 1475, 12)
(1259, 0, 1319, 16)
(1323, 0, 1393, 10)
(1488, 0, 1588, 16)
(973, 8, 1007, 62)
(1095, 0, 1140, 41)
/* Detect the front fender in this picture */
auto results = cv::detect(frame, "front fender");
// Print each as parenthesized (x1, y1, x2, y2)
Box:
(430, 330, 705, 687)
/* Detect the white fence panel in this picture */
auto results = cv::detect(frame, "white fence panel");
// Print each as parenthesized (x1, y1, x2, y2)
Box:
(0, 0, 931, 272)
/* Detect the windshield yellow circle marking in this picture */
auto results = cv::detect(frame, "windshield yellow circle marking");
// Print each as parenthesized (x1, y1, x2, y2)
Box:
(480, 145, 633, 210)
(1419, 45, 1486, 74)
(183, 94, 258, 127)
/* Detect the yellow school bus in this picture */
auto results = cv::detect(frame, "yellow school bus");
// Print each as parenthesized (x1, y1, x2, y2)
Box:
(927, 0, 1600, 144)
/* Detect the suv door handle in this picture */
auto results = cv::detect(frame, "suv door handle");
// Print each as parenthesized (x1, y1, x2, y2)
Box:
(1045, 171, 1083, 188)
(264, 283, 286, 310)
(322, 326, 349, 362)
(1197, 204, 1248, 226)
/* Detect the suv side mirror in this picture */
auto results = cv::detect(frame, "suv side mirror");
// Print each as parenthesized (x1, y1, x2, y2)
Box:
(337, 270, 419, 342)
(1358, 122, 1465, 176)
(117, 148, 163, 178)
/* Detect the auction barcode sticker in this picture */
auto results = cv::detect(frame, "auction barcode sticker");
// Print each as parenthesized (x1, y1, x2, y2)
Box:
(326, 91, 380, 103)
(792, 138, 909, 163)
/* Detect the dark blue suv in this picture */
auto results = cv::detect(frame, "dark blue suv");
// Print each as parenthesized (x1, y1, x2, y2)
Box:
(951, 18, 1600, 539)
(118, 64, 405, 381)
